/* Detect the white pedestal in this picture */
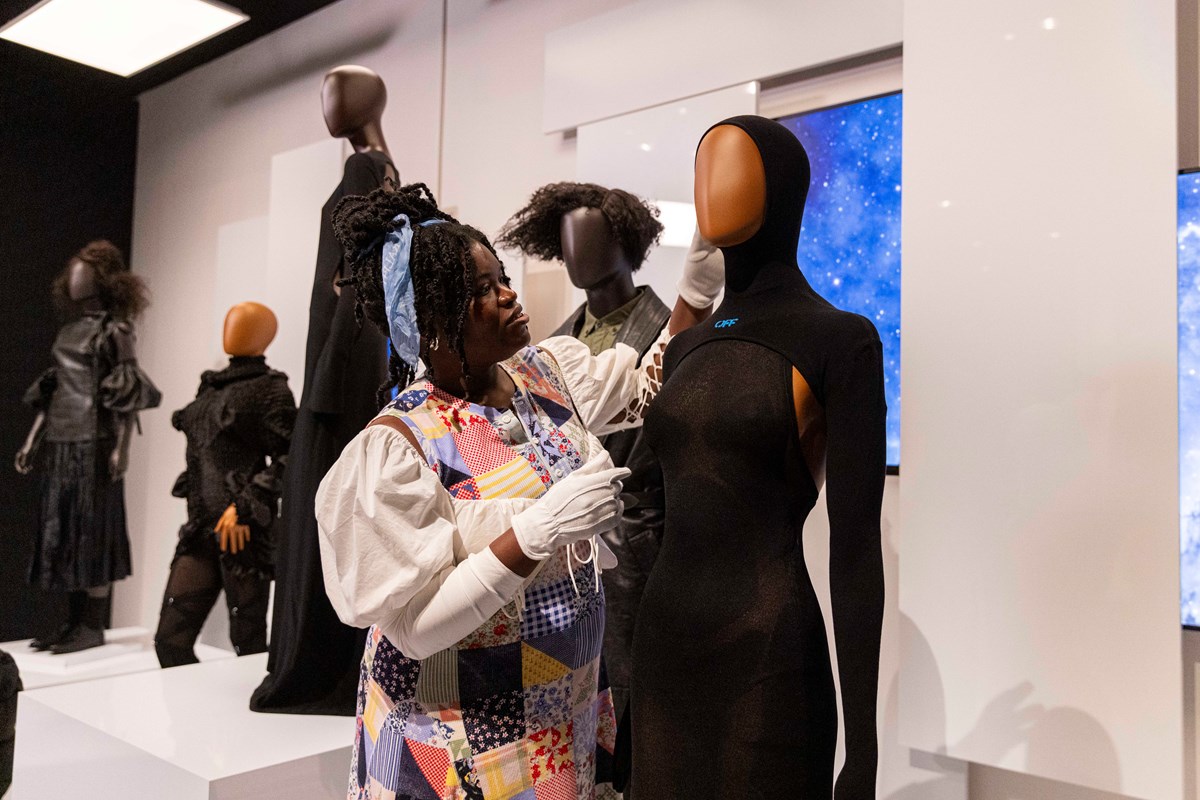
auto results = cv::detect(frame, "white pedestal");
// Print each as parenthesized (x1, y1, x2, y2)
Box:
(12, 653, 353, 799)
(0, 627, 234, 690)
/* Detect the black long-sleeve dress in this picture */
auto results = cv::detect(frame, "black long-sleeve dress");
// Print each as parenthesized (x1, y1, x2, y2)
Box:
(631, 116, 886, 799)
(23, 312, 160, 591)
(251, 149, 394, 714)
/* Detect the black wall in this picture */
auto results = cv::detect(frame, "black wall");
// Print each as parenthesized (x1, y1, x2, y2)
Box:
(0, 56, 139, 641)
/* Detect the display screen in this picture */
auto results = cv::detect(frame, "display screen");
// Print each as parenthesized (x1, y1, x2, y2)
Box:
(777, 92, 903, 467)
(1181, 170, 1200, 626)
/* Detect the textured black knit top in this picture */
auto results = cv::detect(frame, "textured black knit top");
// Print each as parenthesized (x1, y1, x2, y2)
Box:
(171, 356, 296, 577)
(633, 116, 885, 798)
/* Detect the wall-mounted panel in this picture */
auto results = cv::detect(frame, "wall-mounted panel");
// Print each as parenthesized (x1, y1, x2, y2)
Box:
(899, 2, 1180, 798)
(543, 0, 901, 133)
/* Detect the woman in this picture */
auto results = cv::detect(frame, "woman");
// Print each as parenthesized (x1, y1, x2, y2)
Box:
(318, 183, 720, 799)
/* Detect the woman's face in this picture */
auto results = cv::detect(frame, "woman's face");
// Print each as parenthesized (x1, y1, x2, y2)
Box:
(462, 241, 530, 366)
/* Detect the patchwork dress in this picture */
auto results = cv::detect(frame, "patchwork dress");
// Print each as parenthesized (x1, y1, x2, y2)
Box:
(318, 334, 665, 800)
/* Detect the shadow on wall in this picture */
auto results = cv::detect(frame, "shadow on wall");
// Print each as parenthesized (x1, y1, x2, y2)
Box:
(897, 609, 1125, 799)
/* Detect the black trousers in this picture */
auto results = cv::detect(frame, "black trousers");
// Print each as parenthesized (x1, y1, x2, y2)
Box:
(154, 541, 270, 667)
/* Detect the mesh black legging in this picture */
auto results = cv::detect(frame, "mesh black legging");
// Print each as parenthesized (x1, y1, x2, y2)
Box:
(154, 551, 270, 668)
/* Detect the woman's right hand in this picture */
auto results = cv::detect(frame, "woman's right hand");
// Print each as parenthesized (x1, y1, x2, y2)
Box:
(14, 447, 32, 475)
(510, 454, 630, 560)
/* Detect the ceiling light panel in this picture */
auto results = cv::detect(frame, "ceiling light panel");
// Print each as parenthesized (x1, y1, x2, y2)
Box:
(0, 0, 247, 77)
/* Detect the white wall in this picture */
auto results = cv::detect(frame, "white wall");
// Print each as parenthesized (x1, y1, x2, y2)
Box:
(900, 2, 1181, 799)
(542, 0, 903, 132)
(439, 0, 637, 300)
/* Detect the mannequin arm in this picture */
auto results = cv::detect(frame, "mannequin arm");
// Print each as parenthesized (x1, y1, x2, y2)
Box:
(667, 295, 711, 336)
(825, 328, 887, 800)
(14, 412, 46, 475)
(110, 414, 133, 480)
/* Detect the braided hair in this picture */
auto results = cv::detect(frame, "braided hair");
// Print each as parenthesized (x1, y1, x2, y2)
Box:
(333, 182, 507, 407)
(496, 181, 663, 269)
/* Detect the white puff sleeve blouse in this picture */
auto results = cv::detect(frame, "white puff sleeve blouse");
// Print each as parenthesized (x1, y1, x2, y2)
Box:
(316, 327, 670, 658)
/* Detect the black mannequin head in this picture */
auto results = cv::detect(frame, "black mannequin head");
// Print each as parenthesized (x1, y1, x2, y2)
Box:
(66, 259, 98, 303)
(558, 206, 631, 291)
(322, 66, 389, 153)
(333, 183, 518, 403)
(498, 182, 663, 288)
(53, 240, 148, 320)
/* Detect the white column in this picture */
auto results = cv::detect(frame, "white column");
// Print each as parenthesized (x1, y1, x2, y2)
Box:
(900, 3, 1180, 798)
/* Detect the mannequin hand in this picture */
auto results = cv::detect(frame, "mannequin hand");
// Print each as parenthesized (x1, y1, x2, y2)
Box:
(108, 446, 128, 481)
(14, 448, 32, 475)
(214, 504, 251, 554)
(676, 228, 725, 309)
(511, 455, 630, 560)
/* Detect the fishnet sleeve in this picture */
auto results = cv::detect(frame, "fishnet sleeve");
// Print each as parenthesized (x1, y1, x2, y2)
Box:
(538, 323, 673, 437)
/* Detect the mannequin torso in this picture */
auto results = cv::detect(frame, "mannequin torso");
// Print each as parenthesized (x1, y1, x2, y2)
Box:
(631, 116, 884, 799)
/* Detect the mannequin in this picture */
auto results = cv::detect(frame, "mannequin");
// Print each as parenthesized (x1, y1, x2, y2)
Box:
(155, 302, 295, 667)
(252, 65, 396, 714)
(631, 117, 886, 798)
(15, 241, 159, 654)
(498, 182, 676, 721)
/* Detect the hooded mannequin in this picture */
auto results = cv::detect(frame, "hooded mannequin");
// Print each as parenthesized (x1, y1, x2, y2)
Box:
(155, 302, 295, 668)
(631, 116, 886, 798)
(252, 65, 397, 715)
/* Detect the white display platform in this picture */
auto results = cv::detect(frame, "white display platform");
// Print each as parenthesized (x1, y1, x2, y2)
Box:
(0, 626, 234, 690)
(12, 653, 353, 799)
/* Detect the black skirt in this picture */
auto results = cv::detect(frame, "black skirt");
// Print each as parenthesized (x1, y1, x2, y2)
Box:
(30, 440, 132, 591)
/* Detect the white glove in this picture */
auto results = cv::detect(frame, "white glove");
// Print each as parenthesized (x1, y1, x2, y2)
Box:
(676, 227, 725, 308)
(511, 455, 630, 560)
(383, 547, 527, 660)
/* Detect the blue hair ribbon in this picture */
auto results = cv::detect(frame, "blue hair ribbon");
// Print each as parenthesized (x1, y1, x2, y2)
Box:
(381, 214, 445, 373)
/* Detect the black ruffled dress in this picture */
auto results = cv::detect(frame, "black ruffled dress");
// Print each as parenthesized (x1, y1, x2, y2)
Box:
(170, 356, 296, 578)
(23, 312, 160, 591)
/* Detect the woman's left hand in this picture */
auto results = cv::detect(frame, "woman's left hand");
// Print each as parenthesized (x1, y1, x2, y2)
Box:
(214, 504, 251, 554)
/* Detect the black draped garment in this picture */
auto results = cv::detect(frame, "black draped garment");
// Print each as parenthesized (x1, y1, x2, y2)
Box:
(251, 150, 393, 714)
(23, 313, 160, 591)
(631, 116, 886, 798)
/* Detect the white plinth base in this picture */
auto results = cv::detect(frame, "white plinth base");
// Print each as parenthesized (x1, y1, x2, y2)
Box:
(0, 627, 234, 690)
(12, 653, 353, 799)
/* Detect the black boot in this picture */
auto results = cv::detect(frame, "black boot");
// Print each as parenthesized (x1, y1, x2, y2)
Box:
(50, 595, 106, 655)
(30, 592, 85, 651)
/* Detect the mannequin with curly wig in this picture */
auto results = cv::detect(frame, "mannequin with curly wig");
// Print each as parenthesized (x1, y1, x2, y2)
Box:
(498, 182, 723, 726)
(498, 182, 664, 320)
(15, 240, 160, 654)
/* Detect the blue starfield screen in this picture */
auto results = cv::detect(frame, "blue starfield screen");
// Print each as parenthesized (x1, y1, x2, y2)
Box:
(1180, 170, 1200, 626)
(778, 92, 903, 467)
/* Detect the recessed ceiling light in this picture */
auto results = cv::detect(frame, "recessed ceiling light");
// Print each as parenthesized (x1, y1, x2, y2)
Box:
(0, 0, 248, 77)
